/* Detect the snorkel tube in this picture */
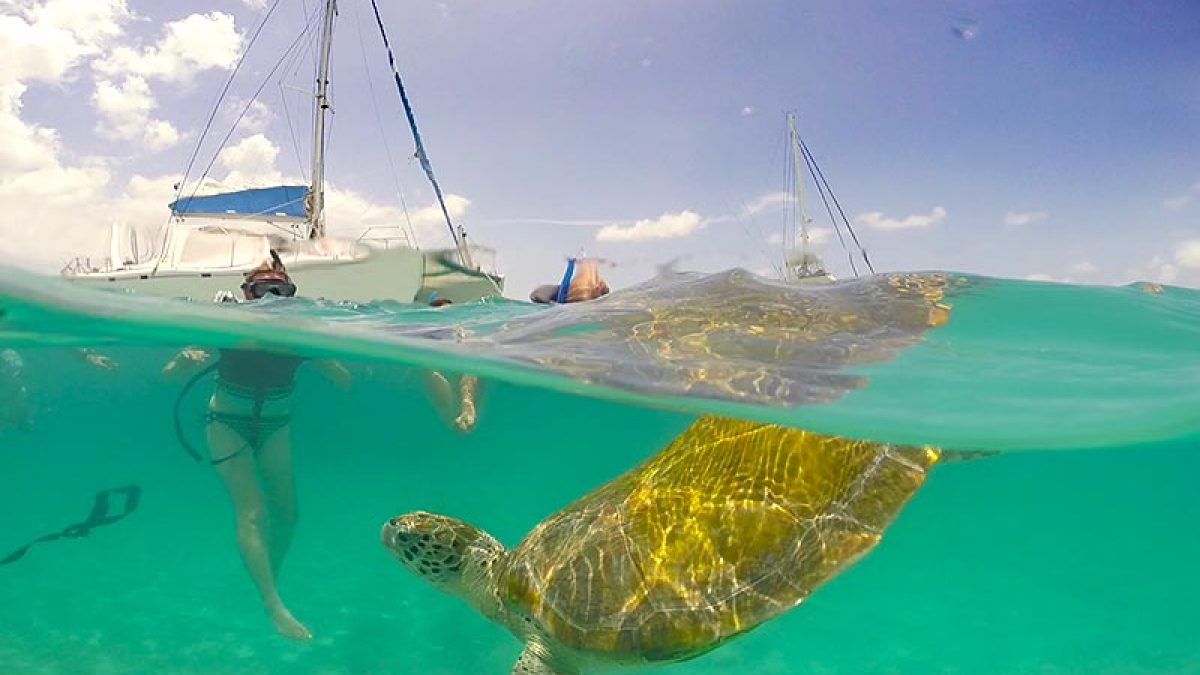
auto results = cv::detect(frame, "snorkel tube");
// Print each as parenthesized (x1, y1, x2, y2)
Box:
(555, 258, 577, 304)
(173, 363, 218, 462)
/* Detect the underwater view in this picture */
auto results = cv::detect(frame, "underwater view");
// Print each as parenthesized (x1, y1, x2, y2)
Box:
(1, 267, 1197, 674)
(3, 0, 1199, 672)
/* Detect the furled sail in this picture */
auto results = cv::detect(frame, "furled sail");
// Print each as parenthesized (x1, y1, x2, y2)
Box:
(168, 186, 310, 221)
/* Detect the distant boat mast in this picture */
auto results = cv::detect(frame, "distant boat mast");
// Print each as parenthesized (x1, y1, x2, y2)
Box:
(785, 111, 816, 279)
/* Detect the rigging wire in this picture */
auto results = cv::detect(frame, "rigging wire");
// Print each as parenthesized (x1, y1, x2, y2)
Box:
(277, 1, 325, 183)
(155, 0, 284, 272)
(799, 137, 875, 274)
(350, 0, 419, 247)
(798, 135, 858, 277)
(184, 11, 324, 206)
(782, 120, 792, 260)
(366, 0, 463, 252)
(168, 0, 284, 216)
(298, 0, 320, 80)
(738, 197, 784, 280)
(279, 81, 308, 184)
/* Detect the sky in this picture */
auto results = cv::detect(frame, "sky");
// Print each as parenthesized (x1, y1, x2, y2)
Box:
(1, 0, 1198, 298)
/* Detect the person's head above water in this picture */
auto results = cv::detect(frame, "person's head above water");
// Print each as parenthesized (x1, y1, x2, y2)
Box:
(565, 258, 610, 302)
(242, 250, 296, 300)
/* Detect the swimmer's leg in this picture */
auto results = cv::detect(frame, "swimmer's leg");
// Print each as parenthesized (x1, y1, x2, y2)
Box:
(208, 421, 310, 640)
(454, 375, 481, 433)
(256, 424, 308, 640)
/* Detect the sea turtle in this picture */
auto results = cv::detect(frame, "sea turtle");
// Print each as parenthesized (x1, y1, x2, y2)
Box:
(382, 414, 947, 674)
(474, 269, 962, 408)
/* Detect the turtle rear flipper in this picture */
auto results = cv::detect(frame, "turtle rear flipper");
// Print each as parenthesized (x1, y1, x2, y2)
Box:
(512, 643, 574, 675)
(940, 449, 999, 463)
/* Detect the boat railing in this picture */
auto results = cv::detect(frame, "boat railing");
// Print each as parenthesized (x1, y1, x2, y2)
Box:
(356, 226, 414, 250)
(61, 256, 121, 276)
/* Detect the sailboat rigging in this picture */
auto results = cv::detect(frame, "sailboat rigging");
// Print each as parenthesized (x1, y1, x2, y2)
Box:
(366, 0, 474, 270)
(780, 111, 874, 283)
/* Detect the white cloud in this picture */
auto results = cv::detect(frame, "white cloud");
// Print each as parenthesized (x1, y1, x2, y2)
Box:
(640, 58, 652, 68)
(217, 133, 284, 186)
(0, 2, 137, 267)
(92, 76, 180, 150)
(0, 83, 114, 266)
(1163, 182, 1200, 211)
(239, 100, 273, 133)
(807, 227, 832, 246)
(741, 106, 755, 117)
(86, 11, 242, 154)
(854, 206, 946, 231)
(1127, 256, 1179, 284)
(1004, 209, 1048, 226)
(93, 12, 243, 83)
(239, 0, 268, 9)
(0, 82, 60, 172)
(325, 189, 467, 245)
(1153, 262, 1179, 283)
(1163, 195, 1192, 210)
(1067, 261, 1098, 276)
(743, 191, 788, 215)
(1025, 273, 1056, 282)
(0, 0, 131, 84)
(770, 227, 832, 247)
(1175, 239, 1200, 269)
(596, 210, 703, 243)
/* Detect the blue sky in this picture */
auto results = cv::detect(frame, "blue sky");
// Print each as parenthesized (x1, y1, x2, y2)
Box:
(2, 0, 1198, 296)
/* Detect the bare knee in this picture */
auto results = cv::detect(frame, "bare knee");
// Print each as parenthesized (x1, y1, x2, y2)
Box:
(235, 508, 268, 542)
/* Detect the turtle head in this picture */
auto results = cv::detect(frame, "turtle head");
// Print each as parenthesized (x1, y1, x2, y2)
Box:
(382, 511, 506, 615)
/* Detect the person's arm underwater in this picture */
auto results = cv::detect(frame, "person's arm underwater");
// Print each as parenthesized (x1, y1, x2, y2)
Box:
(312, 359, 352, 390)
(161, 347, 213, 380)
(76, 348, 119, 370)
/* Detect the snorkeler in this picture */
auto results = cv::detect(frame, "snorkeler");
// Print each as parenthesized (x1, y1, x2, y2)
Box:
(529, 257, 611, 304)
(422, 296, 482, 433)
(0, 348, 31, 431)
(163, 252, 350, 640)
(0, 347, 118, 432)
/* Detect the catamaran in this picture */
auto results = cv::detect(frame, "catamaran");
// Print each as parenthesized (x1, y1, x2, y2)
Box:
(61, 0, 503, 304)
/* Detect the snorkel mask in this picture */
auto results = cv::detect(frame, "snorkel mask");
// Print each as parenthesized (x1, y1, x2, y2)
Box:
(241, 275, 297, 299)
(241, 249, 297, 299)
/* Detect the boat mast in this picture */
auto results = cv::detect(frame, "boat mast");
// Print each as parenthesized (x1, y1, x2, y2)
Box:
(309, 0, 337, 239)
(786, 111, 811, 278)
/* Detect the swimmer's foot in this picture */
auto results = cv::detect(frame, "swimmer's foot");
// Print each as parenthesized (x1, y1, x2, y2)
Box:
(453, 408, 477, 433)
(267, 602, 312, 641)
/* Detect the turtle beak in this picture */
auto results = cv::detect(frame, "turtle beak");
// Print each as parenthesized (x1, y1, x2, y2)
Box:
(381, 515, 423, 550)
(381, 518, 405, 547)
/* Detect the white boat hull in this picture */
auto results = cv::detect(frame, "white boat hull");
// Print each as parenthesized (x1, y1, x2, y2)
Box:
(66, 247, 502, 304)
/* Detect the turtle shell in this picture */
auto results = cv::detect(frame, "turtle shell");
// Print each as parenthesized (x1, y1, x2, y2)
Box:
(499, 415, 940, 661)
(483, 270, 961, 408)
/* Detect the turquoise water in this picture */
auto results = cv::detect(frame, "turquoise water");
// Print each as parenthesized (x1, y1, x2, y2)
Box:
(0, 268, 1197, 673)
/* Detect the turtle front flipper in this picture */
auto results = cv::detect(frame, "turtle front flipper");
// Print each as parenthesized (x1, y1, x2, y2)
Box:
(512, 643, 576, 675)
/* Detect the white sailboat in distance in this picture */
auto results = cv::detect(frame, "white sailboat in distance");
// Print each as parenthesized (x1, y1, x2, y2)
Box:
(779, 111, 874, 285)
